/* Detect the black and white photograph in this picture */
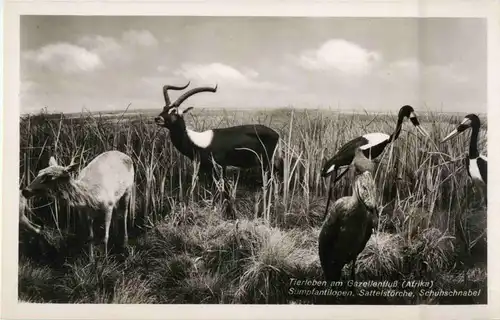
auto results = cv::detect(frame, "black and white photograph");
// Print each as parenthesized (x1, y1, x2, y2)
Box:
(10, 10, 493, 310)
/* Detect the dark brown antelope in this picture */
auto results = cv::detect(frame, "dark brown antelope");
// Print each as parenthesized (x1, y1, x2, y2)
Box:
(21, 150, 135, 260)
(154, 82, 280, 218)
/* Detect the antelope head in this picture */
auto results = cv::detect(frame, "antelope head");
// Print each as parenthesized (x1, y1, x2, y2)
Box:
(154, 82, 218, 130)
(21, 156, 79, 198)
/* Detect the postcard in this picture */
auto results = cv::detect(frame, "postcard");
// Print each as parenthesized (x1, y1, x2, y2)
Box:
(3, 1, 500, 319)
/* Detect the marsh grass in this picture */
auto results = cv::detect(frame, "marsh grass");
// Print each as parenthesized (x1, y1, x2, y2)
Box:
(18, 107, 487, 304)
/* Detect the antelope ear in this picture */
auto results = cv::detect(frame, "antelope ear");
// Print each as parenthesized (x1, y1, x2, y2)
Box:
(49, 156, 58, 167)
(181, 107, 194, 115)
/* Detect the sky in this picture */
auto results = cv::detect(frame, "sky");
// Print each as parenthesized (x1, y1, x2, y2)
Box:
(20, 16, 486, 114)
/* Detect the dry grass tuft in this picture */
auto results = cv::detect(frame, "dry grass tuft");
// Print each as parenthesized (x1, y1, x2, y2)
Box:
(357, 232, 404, 278)
(406, 228, 456, 275)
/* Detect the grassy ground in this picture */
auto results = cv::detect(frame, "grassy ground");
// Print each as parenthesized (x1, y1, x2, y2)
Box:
(18, 107, 487, 304)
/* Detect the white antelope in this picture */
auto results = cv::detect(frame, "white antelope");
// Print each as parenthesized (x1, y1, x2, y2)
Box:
(21, 150, 135, 260)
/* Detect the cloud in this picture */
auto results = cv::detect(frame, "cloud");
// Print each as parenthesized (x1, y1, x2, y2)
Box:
(23, 43, 103, 74)
(23, 29, 159, 76)
(174, 62, 287, 91)
(77, 35, 123, 57)
(122, 30, 158, 47)
(22, 29, 160, 77)
(175, 63, 249, 81)
(381, 58, 469, 84)
(77, 30, 158, 63)
(295, 39, 381, 76)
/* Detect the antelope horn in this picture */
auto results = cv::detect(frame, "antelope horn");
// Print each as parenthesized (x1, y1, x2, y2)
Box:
(163, 82, 191, 106)
(172, 85, 218, 108)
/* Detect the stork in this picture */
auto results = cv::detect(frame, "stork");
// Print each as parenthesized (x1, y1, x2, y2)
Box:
(320, 105, 430, 219)
(441, 113, 487, 186)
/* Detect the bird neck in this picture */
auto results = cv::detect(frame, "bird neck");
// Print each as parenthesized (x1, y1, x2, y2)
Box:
(388, 117, 404, 142)
(354, 189, 367, 210)
(353, 184, 364, 206)
(469, 124, 480, 158)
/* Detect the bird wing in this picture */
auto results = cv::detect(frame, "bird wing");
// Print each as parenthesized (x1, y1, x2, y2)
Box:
(321, 136, 368, 176)
(359, 132, 390, 150)
(318, 198, 348, 276)
(319, 197, 350, 252)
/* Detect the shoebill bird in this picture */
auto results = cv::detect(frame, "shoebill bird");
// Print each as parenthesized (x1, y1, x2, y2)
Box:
(318, 147, 379, 283)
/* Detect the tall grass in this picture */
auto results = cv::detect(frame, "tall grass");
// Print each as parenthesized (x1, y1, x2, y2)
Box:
(18, 107, 487, 304)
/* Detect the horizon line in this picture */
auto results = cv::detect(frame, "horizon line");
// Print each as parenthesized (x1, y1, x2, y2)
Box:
(20, 105, 487, 117)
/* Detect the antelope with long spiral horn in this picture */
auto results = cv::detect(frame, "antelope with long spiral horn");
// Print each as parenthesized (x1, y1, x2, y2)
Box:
(154, 82, 280, 218)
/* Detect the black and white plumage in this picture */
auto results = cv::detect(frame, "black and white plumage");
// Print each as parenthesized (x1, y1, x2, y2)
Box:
(320, 105, 430, 219)
(318, 148, 379, 282)
(154, 82, 280, 217)
(441, 113, 487, 186)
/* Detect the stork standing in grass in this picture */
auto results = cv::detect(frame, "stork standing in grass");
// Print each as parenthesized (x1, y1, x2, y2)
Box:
(320, 105, 430, 219)
(155, 82, 280, 218)
(441, 113, 487, 285)
(441, 114, 487, 187)
(21, 150, 135, 260)
(318, 147, 379, 283)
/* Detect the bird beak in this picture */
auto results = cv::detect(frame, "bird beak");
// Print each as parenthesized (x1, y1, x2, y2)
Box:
(441, 129, 459, 143)
(409, 114, 430, 139)
(415, 124, 430, 139)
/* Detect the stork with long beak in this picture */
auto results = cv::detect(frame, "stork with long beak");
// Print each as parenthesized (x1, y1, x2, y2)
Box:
(441, 113, 487, 186)
(320, 105, 431, 220)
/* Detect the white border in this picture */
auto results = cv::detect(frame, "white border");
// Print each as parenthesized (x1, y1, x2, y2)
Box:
(3, 1, 500, 319)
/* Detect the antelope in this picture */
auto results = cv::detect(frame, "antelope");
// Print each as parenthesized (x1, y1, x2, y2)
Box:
(320, 105, 430, 219)
(19, 190, 43, 234)
(154, 82, 280, 218)
(318, 147, 379, 283)
(21, 150, 135, 260)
